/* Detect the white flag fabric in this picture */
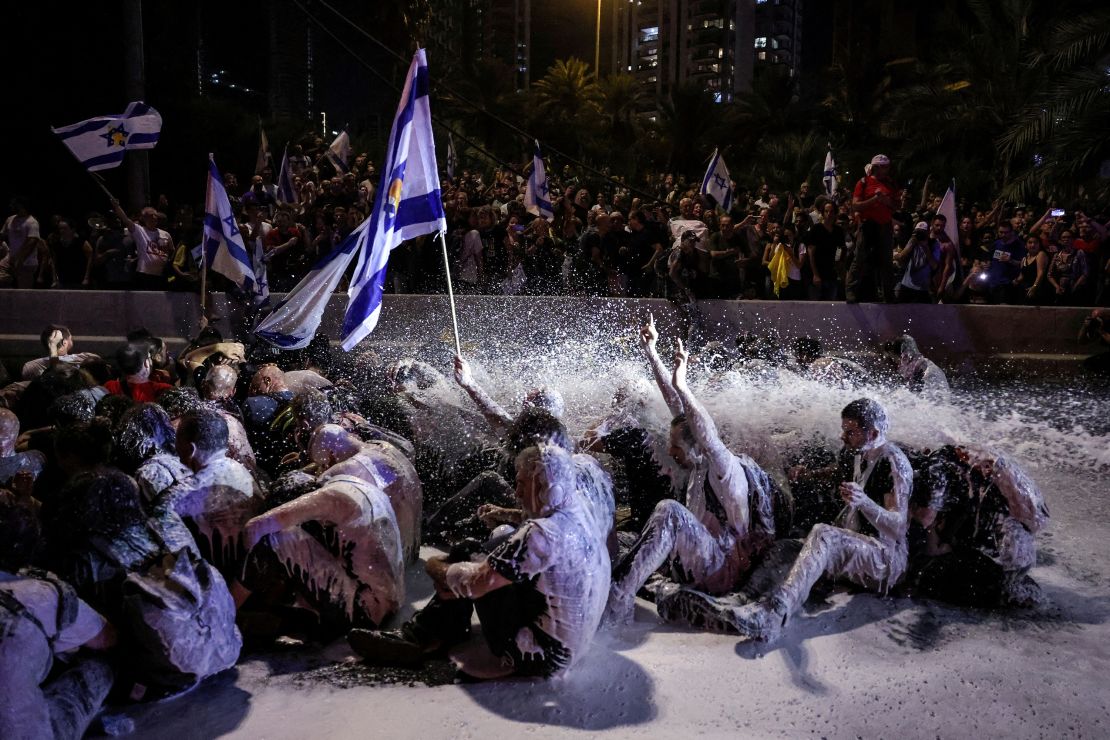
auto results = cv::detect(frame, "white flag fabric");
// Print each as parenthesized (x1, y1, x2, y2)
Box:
(277, 144, 297, 204)
(203, 155, 266, 303)
(326, 131, 351, 173)
(255, 123, 271, 175)
(51, 101, 161, 172)
(700, 148, 732, 211)
(524, 140, 553, 220)
(938, 185, 959, 255)
(823, 150, 838, 197)
(340, 48, 447, 351)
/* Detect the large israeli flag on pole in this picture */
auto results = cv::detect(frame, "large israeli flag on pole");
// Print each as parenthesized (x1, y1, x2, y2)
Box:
(340, 48, 447, 351)
(276, 144, 297, 204)
(51, 101, 161, 172)
(203, 155, 266, 303)
(700, 148, 732, 211)
(524, 140, 553, 221)
(823, 149, 838, 197)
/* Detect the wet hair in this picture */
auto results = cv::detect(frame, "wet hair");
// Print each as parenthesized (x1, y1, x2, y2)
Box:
(48, 393, 96, 426)
(292, 390, 333, 431)
(158, 386, 203, 419)
(96, 393, 136, 429)
(115, 342, 150, 376)
(54, 418, 114, 468)
(61, 470, 146, 540)
(0, 497, 41, 570)
(794, 336, 823, 365)
(265, 471, 319, 510)
(841, 398, 890, 437)
(506, 407, 572, 455)
(40, 324, 72, 351)
(116, 403, 177, 469)
(177, 408, 229, 456)
(522, 386, 565, 419)
(670, 414, 697, 447)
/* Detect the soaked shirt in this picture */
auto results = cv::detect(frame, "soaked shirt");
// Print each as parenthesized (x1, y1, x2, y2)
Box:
(256, 475, 405, 628)
(162, 454, 264, 582)
(485, 497, 610, 677)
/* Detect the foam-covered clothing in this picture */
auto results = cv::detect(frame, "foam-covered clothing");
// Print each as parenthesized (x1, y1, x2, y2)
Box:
(134, 452, 193, 504)
(0, 571, 112, 740)
(0, 450, 46, 486)
(248, 474, 405, 630)
(774, 441, 912, 616)
(161, 453, 264, 582)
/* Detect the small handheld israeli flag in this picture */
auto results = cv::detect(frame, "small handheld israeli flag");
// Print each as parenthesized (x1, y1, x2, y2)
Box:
(823, 149, 838, 197)
(701, 148, 732, 211)
(524, 140, 553, 221)
(277, 144, 297, 204)
(326, 130, 351, 173)
(446, 134, 458, 182)
(51, 101, 161, 172)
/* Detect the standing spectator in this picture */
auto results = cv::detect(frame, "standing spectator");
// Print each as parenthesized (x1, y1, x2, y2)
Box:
(628, 209, 664, 298)
(982, 221, 1027, 303)
(49, 219, 93, 289)
(91, 215, 135, 289)
(705, 214, 748, 298)
(263, 208, 306, 292)
(895, 222, 941, 303)
(848, 154, 902, 303)
(0, 196, 46, 288)
(1047, 230, 1088, 305)
(1010, 236, 1050, 305)
(110, 199, 171, 290)
(805, 202, 845, 300)
(458, 209, 484, 293)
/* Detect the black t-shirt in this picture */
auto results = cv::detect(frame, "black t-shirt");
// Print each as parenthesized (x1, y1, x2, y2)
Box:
(805, 223, 845, 280)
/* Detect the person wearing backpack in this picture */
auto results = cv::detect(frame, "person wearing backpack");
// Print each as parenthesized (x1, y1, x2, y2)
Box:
(0, 496, 116, 739)
(48, 470, 242, 700)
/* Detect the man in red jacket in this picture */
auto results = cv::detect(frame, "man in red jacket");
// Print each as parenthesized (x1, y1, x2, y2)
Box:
(848, 154, 903, 303)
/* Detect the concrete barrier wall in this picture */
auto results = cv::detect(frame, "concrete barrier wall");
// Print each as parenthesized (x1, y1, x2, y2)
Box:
(0, 289, 1096, 376)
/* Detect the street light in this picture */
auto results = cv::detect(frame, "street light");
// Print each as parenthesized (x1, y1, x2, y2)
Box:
(594, 0, 602, 78)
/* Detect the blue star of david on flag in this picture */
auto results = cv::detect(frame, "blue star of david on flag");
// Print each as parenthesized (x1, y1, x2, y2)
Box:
(701, 148, 732, 211)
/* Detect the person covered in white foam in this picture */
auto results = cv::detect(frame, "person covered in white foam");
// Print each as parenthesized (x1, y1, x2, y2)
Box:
(888, 334, 949, 396)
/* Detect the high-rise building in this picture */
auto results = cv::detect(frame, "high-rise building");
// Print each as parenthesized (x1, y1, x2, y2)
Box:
(611, 0, 807, 107)
(472, 0, 532, 90)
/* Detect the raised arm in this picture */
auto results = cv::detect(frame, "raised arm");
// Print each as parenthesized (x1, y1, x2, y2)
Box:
(454, 354, 514, 434)
(109, 197, 136, 231)
(640, 313, 682, 415)
(671, 339, 733, 475)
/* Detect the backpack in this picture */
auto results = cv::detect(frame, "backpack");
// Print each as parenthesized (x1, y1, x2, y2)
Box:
(93, 525, 242, 695)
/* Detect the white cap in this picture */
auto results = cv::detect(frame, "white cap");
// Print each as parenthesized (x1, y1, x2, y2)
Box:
(871, 154, 891, 166)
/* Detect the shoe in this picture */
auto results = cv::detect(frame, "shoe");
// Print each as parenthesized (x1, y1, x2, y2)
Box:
(347, 629, 426, 667)
(656, 586, 748, 634)
(728, 599, 787, 643)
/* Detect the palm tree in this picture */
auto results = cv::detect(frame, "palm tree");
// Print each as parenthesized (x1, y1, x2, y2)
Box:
(529, 58, 602, 159)
(998, 5, 1110, 201)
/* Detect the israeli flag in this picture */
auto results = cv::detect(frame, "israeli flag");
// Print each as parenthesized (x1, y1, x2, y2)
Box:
(203, 154, 266, 303)
(277, 144, 297, 203)
(700, 148, 732, 211)
(254, 222, 365, 349)
(823, 150, 838, 197)
(51, 101, 161, 172)
(326, 130, 351, 173)
(524, 140, 553, 221)
(446, 134, 458, 182)
(340, 48, 447, 351)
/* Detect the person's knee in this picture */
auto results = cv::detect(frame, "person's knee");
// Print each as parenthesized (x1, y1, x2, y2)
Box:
(808, 522, 836, 545)
(650, 499, 686, 527)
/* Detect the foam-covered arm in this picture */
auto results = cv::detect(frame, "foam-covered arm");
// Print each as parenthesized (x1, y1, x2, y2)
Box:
(445, 560, 511, 600)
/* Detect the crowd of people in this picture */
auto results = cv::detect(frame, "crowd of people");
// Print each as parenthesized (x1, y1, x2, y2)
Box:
(0, 307, 1060, 736)
(3, 146, 1108, 308)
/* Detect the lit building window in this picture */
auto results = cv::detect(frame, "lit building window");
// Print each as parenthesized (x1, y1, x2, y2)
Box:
(754, 37, 767, 48)
(640, 26, 659, 42)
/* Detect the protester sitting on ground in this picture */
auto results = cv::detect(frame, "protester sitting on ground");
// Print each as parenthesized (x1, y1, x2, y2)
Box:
(242, 364, 296, 477)
(708, 399, 912, 643)
(606, 331, 780, 626)
(199, 365, 258, 473)
(114, 403, 193, 505)
(348, 443, 609, 680)
(791, 337, 869, 386)
(104, 342, 173, 402)
(307, 424, 422, 563)
(886, 334, 950, 396)
(453, 354, 565, 435)
(903, 445, 1048, 608)
(21, 324, 101, 380)
(0, 497, 116, 740)
(46, 470, 241, 698)
(162, 408, 265, 594)
(0, 407, 46, 487)
(242, 469, 406, 640)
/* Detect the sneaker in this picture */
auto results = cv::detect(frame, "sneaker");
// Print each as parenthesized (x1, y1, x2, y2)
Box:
(728, 599, 787, 643)
(347, 629, 426, 667)
(656, 587, 746, 634)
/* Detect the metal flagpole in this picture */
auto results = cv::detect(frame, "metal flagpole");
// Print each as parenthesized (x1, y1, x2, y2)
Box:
(437, 230, 462, 357)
